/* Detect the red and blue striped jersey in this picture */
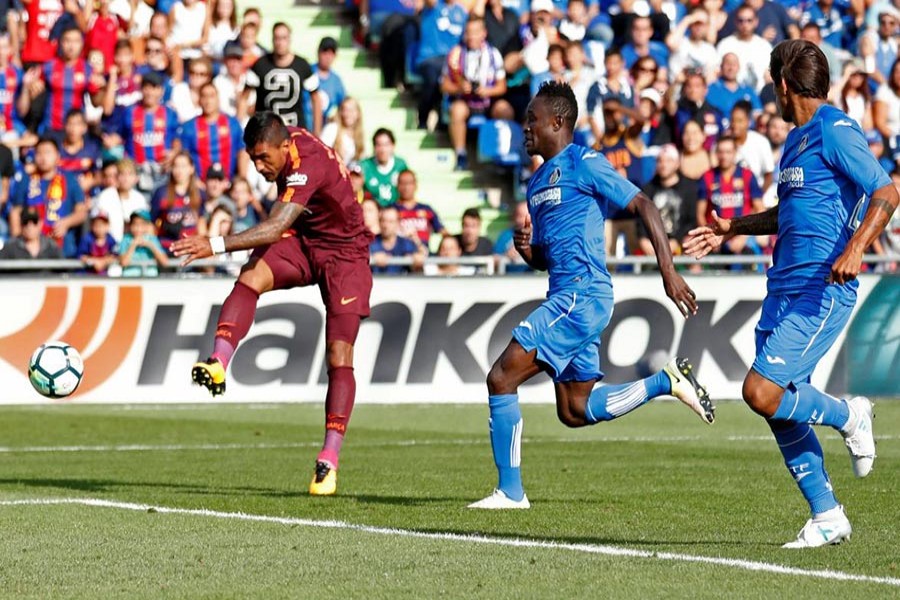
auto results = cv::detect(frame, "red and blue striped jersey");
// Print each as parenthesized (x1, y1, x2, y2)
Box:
(122, 104, 179, 165)
(0, 64, 22, 135)
(58, 138, 101, 177)
(179, 113, 244, 181)
(42, 59, 101, 132)
(698, 167, 762, 222)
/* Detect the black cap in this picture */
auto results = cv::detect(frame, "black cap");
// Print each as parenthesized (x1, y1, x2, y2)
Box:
(206, 162, 226, 180)
(141, 71, 164, 87)
(21, 207, 41, 225)
(318, 36, 338, 53)
(223, 42, 244, 58)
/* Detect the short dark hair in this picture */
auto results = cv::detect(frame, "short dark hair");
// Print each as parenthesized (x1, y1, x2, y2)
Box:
(65, 108, 86, 122)
(716, 134, 737, 148)
(114, 39, 132, 53)
(770, 39, 830, 100)
(536, 80, 578, 131)
(243, 112, 289, 148)
(273, 21, 291, 34)
(398, 168, 416, 180)
(372, 127, 395, 145)
(462, 207, 482, 221)
(605, 47, 622, 60)
(36, 136, 60, 152)
(731, 100, 753, 117)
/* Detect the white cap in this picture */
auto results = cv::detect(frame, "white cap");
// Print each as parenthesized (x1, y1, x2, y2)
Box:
(530, 0, 554, 14)
(640, 87, 663, 107)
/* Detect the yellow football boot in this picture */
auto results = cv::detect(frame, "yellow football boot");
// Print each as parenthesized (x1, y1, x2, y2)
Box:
(192, 357, 226, 397)
(309, 461, 337, 496)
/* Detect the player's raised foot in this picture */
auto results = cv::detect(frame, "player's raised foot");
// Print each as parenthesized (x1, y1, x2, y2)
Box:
(191, 357, 226, 397)
(782, 506, 852, 548)
(467, 489, 530, 510)
(663, 357, 715, 424)
(841, 396, 876, 478)
(309, 461, 337, 496)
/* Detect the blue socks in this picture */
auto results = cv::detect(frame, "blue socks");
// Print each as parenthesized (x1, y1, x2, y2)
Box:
(488, 394, 524, 501)
(768, 419, 839, 515)
(584, 371, 671, 424)
(772, 383, 850, 430)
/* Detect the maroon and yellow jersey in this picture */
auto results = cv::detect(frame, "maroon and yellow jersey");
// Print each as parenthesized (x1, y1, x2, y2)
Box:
(278, 127, 372, 248)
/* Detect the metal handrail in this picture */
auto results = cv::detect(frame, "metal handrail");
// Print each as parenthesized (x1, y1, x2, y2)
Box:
(0, 254, 897, 276)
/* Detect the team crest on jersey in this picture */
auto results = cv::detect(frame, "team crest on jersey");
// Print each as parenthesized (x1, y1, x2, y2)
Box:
(286, 172, 308, 186)
(549, 167, 561, 185)
(797, 134, 809, 154)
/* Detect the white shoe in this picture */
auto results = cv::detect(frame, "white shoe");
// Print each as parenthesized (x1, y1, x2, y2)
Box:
(841, 396, 876, 478)
(467, 489, 530, 510)
(782, 506, 852, 548)
(663, 358, 715, 424)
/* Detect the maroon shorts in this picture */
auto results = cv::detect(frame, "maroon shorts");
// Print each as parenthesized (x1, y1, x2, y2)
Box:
(252, 236, 373, 318)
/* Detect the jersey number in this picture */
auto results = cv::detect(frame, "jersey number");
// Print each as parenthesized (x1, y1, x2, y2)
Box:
(263, 70, 301, 127)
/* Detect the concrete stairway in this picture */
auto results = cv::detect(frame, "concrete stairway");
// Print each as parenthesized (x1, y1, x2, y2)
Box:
(249, 2, 509, 241)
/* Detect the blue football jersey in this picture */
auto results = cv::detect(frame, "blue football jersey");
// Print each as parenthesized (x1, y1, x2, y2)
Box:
(769, 104, 892, 294)
(527, 144, 640, 297)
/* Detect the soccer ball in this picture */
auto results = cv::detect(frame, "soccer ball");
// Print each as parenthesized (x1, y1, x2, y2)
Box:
(28, 341, 84, 398)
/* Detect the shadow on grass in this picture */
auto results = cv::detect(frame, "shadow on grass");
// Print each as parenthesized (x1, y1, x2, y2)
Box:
(0, 478, 778, 548)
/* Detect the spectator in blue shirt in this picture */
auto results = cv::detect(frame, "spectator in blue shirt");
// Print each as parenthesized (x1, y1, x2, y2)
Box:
(621, 16, 670, 69)
(312, 37, 346, 124)
(415, 0, 468, 129)
(718, 0, 798, 44)
(370, 205, 427, 274)
(706, 53, 762, 122)
(800, 0, 845, 48)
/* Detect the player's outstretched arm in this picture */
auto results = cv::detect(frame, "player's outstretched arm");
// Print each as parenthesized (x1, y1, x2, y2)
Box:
(831, 183, 900, 284)
(684, 206, 779, 259)
(171, 202, 306, 266)
(631, 193, 697, 318)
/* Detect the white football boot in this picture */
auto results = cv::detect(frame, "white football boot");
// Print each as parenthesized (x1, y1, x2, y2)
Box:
(467, 489, 530, 509)
(782, 505, 852, 548)
(663, 357, 715, 424)
(840, 396, 876, 478)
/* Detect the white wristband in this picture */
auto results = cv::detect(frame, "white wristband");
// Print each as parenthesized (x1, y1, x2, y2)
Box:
(210, 236, 226, 255)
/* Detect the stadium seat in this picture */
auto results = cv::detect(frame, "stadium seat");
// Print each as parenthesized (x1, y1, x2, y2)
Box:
(404, 41, 423, 87)
(477, 119, 525, 168)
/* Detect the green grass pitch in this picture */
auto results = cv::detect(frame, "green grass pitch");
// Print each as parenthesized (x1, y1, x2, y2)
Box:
(0, 401, 897, 599)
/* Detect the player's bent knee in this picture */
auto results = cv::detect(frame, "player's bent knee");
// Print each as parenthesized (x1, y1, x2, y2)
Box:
(556, 406, 587, 428)
(742, 374, 781, 418)
(486, 363, 510, 395)
(326, 340, 354, 369)
(238, 259, 274, 294)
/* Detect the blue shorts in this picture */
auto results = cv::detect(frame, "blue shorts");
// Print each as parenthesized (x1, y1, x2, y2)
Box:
(753, 285, 856, 388)
(512, 291, 613, 383)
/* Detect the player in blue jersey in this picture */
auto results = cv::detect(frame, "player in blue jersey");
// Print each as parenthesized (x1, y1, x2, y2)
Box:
(469, 81, 715, 510)
(685, 40, 900, 548)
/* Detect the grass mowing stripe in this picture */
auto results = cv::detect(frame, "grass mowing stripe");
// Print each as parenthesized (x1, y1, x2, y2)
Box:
(0, 434, 895, 454)
(2, 497, 899, 589)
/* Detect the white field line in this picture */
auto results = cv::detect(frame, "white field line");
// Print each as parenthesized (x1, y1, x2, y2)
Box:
(1, 497, 899, 588)
(0, 434, 896, 454)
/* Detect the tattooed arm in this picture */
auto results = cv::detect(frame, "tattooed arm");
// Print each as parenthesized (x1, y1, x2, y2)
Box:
(683, 205, 779, 259)
(831, 184, 900, 284)
(171, 202, 305, 265)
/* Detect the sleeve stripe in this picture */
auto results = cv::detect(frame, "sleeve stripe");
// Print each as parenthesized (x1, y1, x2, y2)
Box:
(282, 187, 295, 203)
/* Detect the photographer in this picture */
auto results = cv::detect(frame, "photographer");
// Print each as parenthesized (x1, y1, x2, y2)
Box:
(440, 17, 514, 171)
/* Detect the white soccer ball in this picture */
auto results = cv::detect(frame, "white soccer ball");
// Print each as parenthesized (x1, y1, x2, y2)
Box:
(28, 341, 84, 399)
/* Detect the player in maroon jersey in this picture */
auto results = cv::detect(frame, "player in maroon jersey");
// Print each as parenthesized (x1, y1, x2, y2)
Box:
(172, 112, 374, 496)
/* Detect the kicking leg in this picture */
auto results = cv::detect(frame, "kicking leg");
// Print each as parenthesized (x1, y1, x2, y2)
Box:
(192, 257, 273, 396)
(556, 357, 714, 427)
(310, 313, 360, 496)
(468, 339, 542, 509)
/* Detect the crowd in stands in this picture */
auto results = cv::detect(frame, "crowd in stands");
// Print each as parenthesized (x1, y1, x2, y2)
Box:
(0, 0, 898, 275)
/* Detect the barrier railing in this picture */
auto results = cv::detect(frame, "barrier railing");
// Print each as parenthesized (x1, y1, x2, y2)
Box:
(0, 255, 896, 276)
